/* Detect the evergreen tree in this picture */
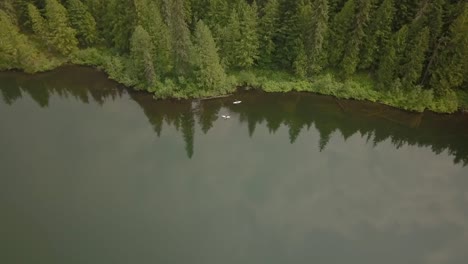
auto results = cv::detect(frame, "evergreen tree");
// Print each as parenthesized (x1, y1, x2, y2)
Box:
(28, 0, 78, 55)
(237, 0, 260, 68)
(427, 0, 444, 49)
(219, 10, 242, 68)
(258, 0, 280, 66)
(106, 0, 136, 53)
(0, 10, 21, 70)
(429, 4, 468, 94)
(274, 0, 301, 68)
(134, 0, 172, 75)
(328, 0, 355, 66)
(377, 25, 409, 90)
(293, 41, 308, 78)
(360, 0, 394, 70)
(27, 3, 47, 38)
(340, 0, 372, 77)
(296, 0, 329, 75)
(309, 0, 329, 73)
(165, 0, 193, 76)
(401, 27, 430, 88)
(130, 25, 157, 88)
(192, 20, 227, 91)
(66, 0, 97, 46)
(44, 0, 78, 55)
(296, 0, 314, 74)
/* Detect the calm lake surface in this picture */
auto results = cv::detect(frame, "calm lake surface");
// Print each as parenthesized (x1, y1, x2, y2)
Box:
(1, 66, 468, 264)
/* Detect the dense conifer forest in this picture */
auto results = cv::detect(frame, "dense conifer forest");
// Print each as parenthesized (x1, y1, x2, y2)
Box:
(0, 0, 467, 112)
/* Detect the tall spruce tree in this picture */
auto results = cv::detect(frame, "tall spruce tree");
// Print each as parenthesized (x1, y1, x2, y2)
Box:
(237, 0, 260, 68)
(309, 0, 329, 73)
(134, 0, 172, 75)
(192, 20, 227, 91)
(340, 0, 372, 77)
(377, 25, 409, 90)
(259, 0, 280, 66)
(165, 0, 193, 76)
(66, 0, 97, 46)
(130, 25, 157, 88)
(360, 0, 394, 70)
(44, 0, 78, 55)
(219, 10, 242, 68)
(429, 4, 468, 94)
(106, 0, 136, 53)
(328, 0, 355, 66)
(400, 26, 430, 88)
(27, 3, 47, 39)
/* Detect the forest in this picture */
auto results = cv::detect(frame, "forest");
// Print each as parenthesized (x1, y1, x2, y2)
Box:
(0, 0, 467, 113)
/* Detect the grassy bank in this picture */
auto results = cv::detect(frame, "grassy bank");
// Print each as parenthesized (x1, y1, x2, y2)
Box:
(2, 47, 467, 114)
(68, 48, 465, 114)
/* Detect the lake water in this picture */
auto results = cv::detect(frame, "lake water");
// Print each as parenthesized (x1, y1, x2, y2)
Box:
(1, 66, 468, 264)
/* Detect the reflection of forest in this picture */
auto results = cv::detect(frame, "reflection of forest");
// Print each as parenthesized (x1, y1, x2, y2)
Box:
(1, 67, 467, 164)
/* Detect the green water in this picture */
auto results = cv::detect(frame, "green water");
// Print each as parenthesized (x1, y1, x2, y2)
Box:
(1, 67, 468, 264)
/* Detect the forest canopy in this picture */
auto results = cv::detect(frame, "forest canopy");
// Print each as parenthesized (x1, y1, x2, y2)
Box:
(0, 0, 467, 113)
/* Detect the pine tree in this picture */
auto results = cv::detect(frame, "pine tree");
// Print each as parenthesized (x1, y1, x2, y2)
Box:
(296, 0, 314, 74)
(44, 0, 78, 55)
(130, 25, 157, 88)
(328, 0, 355, 66)
(429, 4, 468, 94)
(340, 0, 372, 78)
(192, 20, 227, 91)
(258, 0, 280, 66)
(273, 0, 301, 68)
(0, 10, 20, 70)
(66, 0, 97, 47)
(134, 0, 172, 75)
(377, 25, 409, 90)
(401, 27, 430, 88)
(27, 3, 47, 38)
(238, 0, 260, 68)
(427, 0, 444, 49)
(293, 40, 307, 78)
(219, 10, 242, 68)
(309, 0, 329, 73)
(165, 0, 193, 76)
(106, 0, 136, 53)
(360, 0, 394, 70)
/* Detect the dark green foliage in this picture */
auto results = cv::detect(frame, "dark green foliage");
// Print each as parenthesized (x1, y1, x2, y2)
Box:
(28, 0, 78, 55)
(44, 0, 78, 55)
(130, 25, 157, 89)
(328, 0, 354, 66)
(66, 0, 97, 46)
(400, 27, 430, 88)
(340, 0, 372, 78)
(135, 0, 172, 75)
(360, 0, 394, 70)
(192, 20, 227, 91)
(165, 0, 193, 76)
(429, 4, 468, 95)
(105, 0, 136, 53)
(220, 1, 259, 69)
(258, 0, 280, 66)
(377, 25, 409, 90)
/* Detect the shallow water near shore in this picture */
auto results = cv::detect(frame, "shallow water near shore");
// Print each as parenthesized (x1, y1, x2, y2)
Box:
(1, 66, 468, 264)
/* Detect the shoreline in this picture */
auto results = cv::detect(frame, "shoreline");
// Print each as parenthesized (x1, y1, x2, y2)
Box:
(1, 64, 467, 115)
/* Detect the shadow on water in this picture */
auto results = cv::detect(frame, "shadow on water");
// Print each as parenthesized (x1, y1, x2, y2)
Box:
(1, 66, 468, 164)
